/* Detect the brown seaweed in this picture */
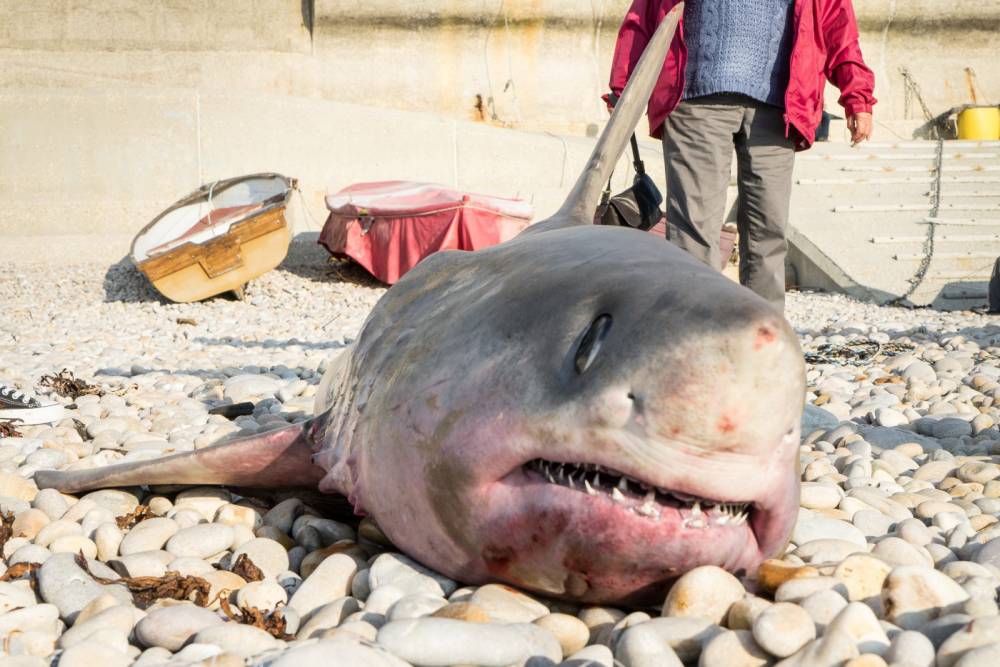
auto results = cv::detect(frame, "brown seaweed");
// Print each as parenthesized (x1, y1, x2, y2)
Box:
(115, 505, 153, 530)
(75, 552, 212, 607)
(231, 553, 265, 582)
(218, 594, 294, 640)
(39, 369, 104, 399)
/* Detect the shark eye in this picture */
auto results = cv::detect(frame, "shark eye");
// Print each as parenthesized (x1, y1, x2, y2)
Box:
(575, 314, 613, 374)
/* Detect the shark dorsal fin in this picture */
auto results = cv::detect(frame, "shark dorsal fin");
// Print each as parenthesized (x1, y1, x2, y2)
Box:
(532, 4, 682, 233)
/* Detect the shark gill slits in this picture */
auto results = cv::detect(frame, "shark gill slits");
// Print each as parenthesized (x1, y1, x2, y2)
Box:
(574, 314, 612, 374)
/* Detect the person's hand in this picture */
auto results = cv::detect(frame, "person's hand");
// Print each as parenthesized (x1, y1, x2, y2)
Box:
(847, 112, 873, 146)
(606, 92, 619, 116)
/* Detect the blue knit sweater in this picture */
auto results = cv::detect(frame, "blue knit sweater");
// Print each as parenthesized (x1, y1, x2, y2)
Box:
(682, 0, 795, 108)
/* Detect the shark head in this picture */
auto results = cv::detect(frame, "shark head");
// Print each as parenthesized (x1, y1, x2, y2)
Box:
(347, 225, 804, 604)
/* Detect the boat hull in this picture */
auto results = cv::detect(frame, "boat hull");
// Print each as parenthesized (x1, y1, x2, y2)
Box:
(136, 206, 291, 303)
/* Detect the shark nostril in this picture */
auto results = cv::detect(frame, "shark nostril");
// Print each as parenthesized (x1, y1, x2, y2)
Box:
(627, 391, 645, 422)
(574, 314, 613, 374)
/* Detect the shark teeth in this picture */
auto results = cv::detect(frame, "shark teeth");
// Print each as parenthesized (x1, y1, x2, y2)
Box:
(636, 502, 658, 518)
(522, 459, 752, 525)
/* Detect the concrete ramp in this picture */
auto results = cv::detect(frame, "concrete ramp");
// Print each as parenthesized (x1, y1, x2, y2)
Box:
(788, 140, 1000, 310)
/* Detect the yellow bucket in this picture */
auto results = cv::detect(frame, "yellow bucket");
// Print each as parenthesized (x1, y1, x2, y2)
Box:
(957, 106, 1000, 140)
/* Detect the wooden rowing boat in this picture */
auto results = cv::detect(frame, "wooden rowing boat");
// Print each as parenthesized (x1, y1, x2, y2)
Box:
(131, 173, 295, 302)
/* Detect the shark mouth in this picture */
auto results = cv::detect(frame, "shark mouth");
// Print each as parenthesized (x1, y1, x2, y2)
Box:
(522, 458, 753, 527)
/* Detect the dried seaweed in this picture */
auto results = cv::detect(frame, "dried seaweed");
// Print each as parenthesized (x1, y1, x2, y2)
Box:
(0, 422, 21, 438)
(0, 562, 40, 587)
(116, 505, 153, 530)
(39, 369, 104, 399)
(218, 594, 294, 640)
(75, 552, 211, 607)
(231, 553, 264, 582)
(70, 418, 89, 441)
(107, 382, 138, 398)
(0, 512, 14, 555)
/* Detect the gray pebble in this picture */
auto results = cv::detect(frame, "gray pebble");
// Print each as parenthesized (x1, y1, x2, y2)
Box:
(376, 618, 550, 667)
(118, 517, 179, 555)
(193, 622, 281, 658)
(368, 553, 457, 598)
(31, 488, 68, 520)
(269, 635, 411, 666)
(752, 602, 815, 657)
(80, 490, 140, 518)
(165, 523, 234, 558)
(37, 553, 129, 623)
(134, 604, 223, 651)
(885, 629, 935, 667)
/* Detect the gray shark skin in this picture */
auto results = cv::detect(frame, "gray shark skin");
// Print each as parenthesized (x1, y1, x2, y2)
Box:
(36, 4, 806, 605)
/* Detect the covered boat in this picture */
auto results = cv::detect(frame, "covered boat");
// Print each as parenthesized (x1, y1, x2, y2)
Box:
(318, 181, 533, 284)
(131, 173, 294, 302)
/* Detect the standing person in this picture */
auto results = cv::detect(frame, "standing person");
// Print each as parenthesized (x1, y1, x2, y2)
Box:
(606, 0, 875, 312)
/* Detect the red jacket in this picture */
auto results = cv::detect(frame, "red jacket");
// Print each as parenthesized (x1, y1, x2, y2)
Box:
(608, 0, 876, 150)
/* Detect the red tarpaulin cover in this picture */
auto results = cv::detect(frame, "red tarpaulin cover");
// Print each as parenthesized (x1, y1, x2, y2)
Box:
(318, 181, 533, 284)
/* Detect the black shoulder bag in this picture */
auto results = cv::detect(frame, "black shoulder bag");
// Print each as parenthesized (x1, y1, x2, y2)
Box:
(594, 94, 664, 231)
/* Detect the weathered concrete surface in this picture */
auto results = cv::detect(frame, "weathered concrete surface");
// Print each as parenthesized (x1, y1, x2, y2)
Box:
(0, 88, 665, 242)
(0, 1, 312, 52)
(2, 1, 996, 134)
(787, 139, 1000, 310)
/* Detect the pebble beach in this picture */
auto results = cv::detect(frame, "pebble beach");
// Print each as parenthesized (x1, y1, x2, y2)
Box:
(4, 245, 1000, 667)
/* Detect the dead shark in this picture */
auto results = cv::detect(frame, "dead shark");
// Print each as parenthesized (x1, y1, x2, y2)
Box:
(36, 5, 806, 605)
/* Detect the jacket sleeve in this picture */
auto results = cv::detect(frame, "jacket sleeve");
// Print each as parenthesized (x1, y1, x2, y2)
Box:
(821, 0, 876, 116)
(605, 0, 659, 104)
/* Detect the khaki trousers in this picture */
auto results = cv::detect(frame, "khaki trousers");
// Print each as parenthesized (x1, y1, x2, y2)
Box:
(663, 93, 795, 312)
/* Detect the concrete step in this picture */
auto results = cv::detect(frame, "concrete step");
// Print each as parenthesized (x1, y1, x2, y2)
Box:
(788, 140, 1000, 309)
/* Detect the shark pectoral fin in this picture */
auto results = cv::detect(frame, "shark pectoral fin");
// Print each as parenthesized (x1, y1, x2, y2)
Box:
(34, 413, 329, 494)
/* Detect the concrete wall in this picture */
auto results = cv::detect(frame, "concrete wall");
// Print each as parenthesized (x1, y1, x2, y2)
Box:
(0, 86, 666, 249)
(0, 1, 312, 52)
(3, 1, 996, 133)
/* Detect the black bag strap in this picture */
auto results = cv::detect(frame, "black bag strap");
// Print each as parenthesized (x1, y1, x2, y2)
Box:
(603, 133, 644, 197)
(601, 91, 647, 195)
(630, 133, 645, 176)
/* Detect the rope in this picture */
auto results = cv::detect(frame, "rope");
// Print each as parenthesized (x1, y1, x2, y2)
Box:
(293, 185, 325, 231)
(206, 179, 219, 227)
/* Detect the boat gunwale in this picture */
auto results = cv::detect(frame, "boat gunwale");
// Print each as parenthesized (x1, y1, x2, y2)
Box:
(129, 172, 295, 264)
